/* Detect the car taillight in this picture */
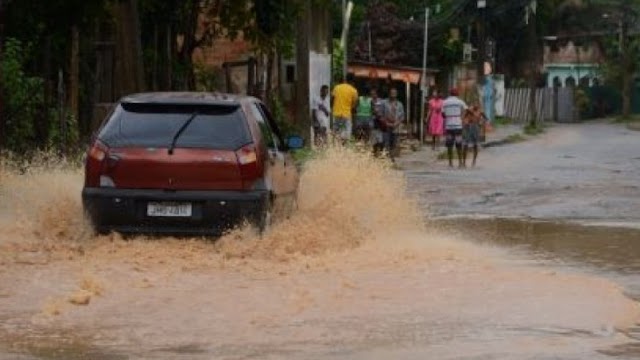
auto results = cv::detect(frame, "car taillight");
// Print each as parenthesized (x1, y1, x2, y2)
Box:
(235, 144, 260, 189)
(85, 141, 116, 188)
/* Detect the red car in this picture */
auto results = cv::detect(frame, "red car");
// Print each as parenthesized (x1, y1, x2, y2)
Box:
(82, 92, 302, 236)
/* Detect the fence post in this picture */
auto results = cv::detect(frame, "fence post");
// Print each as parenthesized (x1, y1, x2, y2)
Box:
(553, 86, 558, 122)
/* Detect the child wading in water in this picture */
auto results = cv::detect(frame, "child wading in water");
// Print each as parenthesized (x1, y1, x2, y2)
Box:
(462, 104, 487, 167)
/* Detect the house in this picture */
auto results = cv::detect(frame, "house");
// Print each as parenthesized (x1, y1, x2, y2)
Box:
(543, 34, 604, 88)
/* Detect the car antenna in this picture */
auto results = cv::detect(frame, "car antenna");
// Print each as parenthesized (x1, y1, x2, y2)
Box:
(168, 112, 198, 155)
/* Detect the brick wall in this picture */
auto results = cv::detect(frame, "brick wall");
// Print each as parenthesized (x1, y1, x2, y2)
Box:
(193, 36, 253, 68)
(544, 41, 603, 65)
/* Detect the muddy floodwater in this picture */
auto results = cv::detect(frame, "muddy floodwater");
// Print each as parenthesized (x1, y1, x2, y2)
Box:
(0, 147, 639, 359)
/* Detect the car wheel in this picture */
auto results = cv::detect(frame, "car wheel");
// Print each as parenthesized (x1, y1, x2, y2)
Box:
(258, 195, 274, 235)
(259, 209, 272, 235)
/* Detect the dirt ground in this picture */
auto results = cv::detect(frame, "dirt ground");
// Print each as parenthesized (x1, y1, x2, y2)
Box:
(0, 128, 639, 359)
(399, 121, 640, 227)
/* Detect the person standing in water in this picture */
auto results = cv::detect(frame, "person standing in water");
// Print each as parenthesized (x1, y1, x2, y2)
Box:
(442, 88, 467, 168)
(426, 89, 444, 150)
(462, 104, 487, 167)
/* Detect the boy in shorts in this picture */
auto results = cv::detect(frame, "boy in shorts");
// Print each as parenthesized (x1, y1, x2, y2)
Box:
(462, 104, 487, 167)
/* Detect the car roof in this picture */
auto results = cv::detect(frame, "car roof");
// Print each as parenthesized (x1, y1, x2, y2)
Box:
(120, 92, 258, 106)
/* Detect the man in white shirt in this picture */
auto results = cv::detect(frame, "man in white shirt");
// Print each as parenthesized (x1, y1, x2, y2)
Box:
(442, 88, 468, 168)
(312, 85, 330, 146)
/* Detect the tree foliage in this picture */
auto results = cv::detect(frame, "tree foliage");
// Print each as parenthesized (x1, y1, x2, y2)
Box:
(0, 38, 44, 152)
(351, 1, 463, 70)
(1, 0, 307, 152)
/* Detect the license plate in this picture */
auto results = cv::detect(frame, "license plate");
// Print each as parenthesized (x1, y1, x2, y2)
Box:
(147, 202, 192, 217)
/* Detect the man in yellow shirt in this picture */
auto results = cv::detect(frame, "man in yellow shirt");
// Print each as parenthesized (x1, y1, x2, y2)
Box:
(331, 74, 359, 141)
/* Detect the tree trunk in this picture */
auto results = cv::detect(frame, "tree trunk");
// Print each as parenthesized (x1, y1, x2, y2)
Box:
(295, 0, 312, 143)
(130, 0, 145, 91)
(0, 0, 6, 150)
(621, 21, 631, 118)
(152, 25, 158, 91)
(69, 26, 80, 122)
(113, 0, 145, 97)
(527, 2, 538, 127)
(266, 50, 275, 103)
(36, 35, 52, 145)
(165, 25, 173, 90)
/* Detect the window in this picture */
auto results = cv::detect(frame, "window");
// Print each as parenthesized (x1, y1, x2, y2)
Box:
(565, 76, 576, 88)
(249, 103, 280, 150)
(98, 103, 252, 150)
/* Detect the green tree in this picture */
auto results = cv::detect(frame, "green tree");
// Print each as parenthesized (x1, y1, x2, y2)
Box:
(0, 38, 44, 153)
(595, 0, 640, 118)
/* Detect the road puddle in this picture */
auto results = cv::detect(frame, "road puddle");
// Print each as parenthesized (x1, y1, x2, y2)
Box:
(433, 218, 640, 299)
(0, 148, 639, 359)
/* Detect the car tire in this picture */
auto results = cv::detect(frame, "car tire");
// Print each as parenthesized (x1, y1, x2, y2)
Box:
(260, 209, 272, 235)
(257, 195, 273, 235)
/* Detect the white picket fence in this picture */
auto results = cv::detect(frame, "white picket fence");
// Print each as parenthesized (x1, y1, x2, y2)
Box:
(504, 87, 575, 123)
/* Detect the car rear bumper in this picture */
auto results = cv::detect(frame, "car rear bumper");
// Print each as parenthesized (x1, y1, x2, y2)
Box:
(82, 187, 269, 236)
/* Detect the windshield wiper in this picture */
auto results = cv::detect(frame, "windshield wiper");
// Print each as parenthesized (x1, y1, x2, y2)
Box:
(168, 112, 198, 155)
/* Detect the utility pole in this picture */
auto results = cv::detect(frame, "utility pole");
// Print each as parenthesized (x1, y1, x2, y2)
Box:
(340, 1, 353, 79)
(367, 21, 372, 62)
(527, 0, 537, 128)
(420, 7, 430, 145)
(620, 11, 630, 118)
(477, 0, 486, 88)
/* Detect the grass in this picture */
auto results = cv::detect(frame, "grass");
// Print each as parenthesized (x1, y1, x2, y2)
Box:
(628, 122, 640, 131)
(493, 116, 514, 127)
(612, 114, 640, 123)
(523, 123, 546, 136)
(504, 133, 527, 143)
(291, 147, 317, 166)
(608, 115, 640, 131)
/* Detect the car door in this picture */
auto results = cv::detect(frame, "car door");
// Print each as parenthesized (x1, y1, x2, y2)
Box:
(249, 102, 289, 221)
(256, 103, 300, 216)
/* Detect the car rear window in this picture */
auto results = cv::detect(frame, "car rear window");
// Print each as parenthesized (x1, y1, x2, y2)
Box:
(97, 103, 252, 150)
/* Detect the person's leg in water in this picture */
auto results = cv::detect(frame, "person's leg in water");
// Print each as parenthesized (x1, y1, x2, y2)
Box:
(383, 130, 391, 158)
(472, 143, 478, 166)
(461, 126, 469, 167)
(389, 130, 397, 161)
(462, 143, 468, 167)
(455, 132, 464, 168)
(445, 131, 454, 167)
(470, 123, 479, 166)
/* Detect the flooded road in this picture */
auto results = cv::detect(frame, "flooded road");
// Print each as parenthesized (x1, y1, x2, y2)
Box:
(434, 219, 640, 300)
(1, 140, 639, 359)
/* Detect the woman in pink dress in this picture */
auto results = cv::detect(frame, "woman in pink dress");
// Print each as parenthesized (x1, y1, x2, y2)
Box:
(426, 89, 444, 150)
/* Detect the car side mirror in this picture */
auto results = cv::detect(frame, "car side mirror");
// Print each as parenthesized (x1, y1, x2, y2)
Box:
(286, 135, 304, 150)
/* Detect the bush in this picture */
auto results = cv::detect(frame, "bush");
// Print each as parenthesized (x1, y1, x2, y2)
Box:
(493, 116, 513, 126)
(269, 95, 297, 137)
(524, 123, 545, 136)
(574, 88, 590, 117)
(0, 38, 45, 153)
